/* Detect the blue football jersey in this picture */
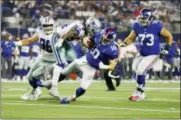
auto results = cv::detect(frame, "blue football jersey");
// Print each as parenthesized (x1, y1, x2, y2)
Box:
(86, 32, 119, 69)
(132, 20, 163, 56)
(69, 41, 85, 58)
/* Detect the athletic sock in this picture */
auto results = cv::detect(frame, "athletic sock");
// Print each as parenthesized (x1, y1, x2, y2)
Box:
(137, 75, 146, 90)
(75, 87, 86, 98)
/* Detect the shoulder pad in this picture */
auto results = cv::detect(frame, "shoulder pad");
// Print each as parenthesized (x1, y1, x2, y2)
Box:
(152, 20, 162, 24)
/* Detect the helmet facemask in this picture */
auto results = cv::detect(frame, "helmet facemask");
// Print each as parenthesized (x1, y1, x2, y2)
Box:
(43, 24, 54, 35)
(138, 9, 153, 27)
(42, 16, 55, 35)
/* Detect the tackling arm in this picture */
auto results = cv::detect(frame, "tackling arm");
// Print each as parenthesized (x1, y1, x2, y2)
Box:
(15, 34, 39, 46)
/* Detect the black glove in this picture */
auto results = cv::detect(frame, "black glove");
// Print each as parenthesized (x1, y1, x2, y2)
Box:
(160, 44, 171, 59)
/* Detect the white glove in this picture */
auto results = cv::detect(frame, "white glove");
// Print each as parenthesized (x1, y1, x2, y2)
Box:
(99, 62, 108, 69)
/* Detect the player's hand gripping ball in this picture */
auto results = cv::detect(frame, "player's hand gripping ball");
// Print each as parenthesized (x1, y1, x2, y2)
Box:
(83, 36, 94, 48)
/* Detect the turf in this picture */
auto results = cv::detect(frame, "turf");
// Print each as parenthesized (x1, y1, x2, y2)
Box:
(1, 80, 180, 119)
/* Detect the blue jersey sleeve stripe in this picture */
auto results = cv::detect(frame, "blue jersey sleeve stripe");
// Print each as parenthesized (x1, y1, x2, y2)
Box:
(52, 33, 63, 65)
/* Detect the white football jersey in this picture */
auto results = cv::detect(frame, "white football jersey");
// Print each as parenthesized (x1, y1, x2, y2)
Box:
(36, 27, 56, 62)
(36, 27, 69, 66)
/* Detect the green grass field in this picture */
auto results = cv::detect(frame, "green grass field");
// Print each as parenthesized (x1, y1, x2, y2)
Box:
(1, 81, 180, 119)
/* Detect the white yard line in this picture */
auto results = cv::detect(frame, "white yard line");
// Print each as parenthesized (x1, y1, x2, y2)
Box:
(1, 87, 180, 91)
(1, 79, 180, 83)
(2, 102, 180, 113)
(2, 95, 180, 102)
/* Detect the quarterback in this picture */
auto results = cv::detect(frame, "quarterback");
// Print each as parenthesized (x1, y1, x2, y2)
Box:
(59, 27, 119, 104)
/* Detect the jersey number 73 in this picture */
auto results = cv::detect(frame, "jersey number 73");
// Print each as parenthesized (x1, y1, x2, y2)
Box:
(138, 34, 154, 46)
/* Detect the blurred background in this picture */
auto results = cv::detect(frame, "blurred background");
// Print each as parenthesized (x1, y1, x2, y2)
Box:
(1, 0, 180, 81)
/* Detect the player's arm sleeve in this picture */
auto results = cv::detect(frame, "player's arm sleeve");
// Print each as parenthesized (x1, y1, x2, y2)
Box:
(123, 30, 137, 46)
(160, 28, 173, 46)
(15, 34, 39, 46)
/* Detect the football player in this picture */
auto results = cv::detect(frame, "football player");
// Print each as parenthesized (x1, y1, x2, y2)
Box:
(59, 27, 119, 104)
(10, 16, 77, 100)
(120, 9, 173, 101)
(46, 17, 102, 99)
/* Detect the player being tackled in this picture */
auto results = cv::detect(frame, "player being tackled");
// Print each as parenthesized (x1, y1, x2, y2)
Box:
(59, 27, 120, 104)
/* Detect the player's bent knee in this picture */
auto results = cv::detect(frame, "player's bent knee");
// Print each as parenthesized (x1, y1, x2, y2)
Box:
(80, 80, 92, 90)
(136, 69, 146, 75)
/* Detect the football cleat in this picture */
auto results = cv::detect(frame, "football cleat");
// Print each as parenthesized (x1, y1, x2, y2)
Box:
(21, 87, 42, 100)
(30, 87, 42, 100)
(60, 97, 70, 104)
(129, 93, 146, 101)
(48, 85, 61, 100)
(129, 87, 146, 101)
(21, 89, 34, 100)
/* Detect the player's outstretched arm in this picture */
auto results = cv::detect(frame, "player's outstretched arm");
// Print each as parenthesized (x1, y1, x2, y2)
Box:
(121, 30, 137, 47)
(160, 28, 173, 46)
(99, 58, 118, 71)
(15, 34, 39, 46)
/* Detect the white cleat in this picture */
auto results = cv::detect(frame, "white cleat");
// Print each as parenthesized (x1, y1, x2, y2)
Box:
(21, 88, 42, 100)
(49, 85, 61, 100)
(30, 87, 42, 100)
(21, 88, 35, 100)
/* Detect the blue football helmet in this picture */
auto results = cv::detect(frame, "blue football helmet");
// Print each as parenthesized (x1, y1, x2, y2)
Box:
(102, 28, 116, 44)
(138, 9, 153, 27)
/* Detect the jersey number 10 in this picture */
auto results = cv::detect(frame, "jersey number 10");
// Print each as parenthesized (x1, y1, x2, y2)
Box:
(91, 48, 100, 59)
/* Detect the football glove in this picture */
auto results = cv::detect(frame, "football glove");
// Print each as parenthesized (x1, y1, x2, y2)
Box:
(160, 44, 171, 59)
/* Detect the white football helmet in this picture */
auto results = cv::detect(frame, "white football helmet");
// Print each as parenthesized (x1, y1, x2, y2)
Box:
(85, 17, 102, 35)
(42, 16, 55, 35)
